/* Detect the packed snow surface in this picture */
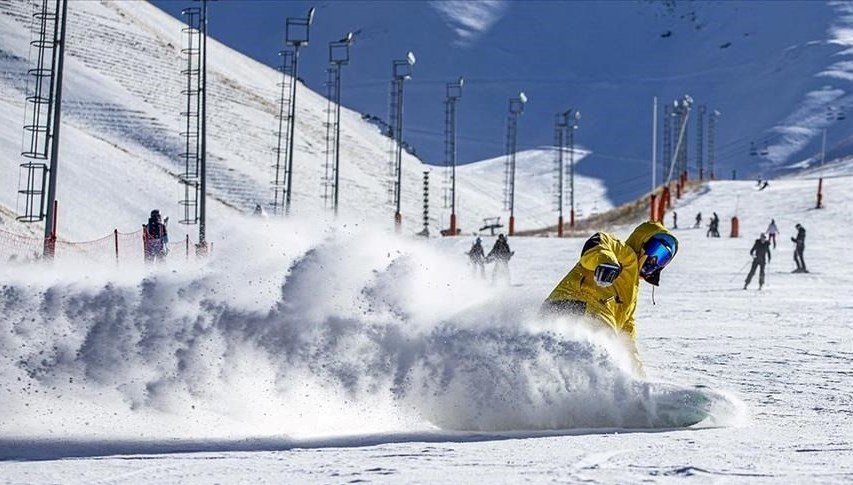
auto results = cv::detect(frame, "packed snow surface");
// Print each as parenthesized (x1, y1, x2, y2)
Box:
(1, 174, 851, 482)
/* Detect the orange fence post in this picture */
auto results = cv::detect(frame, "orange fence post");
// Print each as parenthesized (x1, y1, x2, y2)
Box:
(816, 178, 823, 209)
(730, 216, 739, 238)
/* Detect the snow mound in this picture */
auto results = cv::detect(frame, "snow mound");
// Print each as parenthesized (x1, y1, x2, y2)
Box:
(0, 219, 744, 443)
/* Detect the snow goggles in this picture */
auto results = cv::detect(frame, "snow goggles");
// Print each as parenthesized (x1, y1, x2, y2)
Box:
(640, 233, 678, 277)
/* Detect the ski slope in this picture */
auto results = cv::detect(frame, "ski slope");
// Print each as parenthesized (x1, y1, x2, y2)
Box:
(0, 170, 851, 482)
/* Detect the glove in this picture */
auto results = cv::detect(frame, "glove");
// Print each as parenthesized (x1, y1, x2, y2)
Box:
(593, 262, 621, 287)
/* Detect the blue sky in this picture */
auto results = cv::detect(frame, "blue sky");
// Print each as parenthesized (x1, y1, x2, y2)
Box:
(150, 0, 843, 204)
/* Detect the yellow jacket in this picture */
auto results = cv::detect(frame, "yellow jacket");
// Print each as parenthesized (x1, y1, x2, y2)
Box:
(545, 221, 674, 370)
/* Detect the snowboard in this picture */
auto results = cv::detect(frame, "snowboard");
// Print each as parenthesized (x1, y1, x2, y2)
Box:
(648, 384, 720, 428)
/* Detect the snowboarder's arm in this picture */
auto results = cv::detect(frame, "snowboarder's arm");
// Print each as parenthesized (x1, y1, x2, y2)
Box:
(579, 233, 620, 271)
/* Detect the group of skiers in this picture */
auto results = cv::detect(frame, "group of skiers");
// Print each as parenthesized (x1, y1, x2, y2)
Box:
(689, 211, 721, 236)
(466, 234, 514, 284)
(743, 219, 807, 290)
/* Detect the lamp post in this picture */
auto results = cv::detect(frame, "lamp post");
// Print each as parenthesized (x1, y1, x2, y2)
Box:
(283, 7, 315, 215)
(391, 51, 415, 232)
(328, 32, 352, 215)
(565, 109, 581, 228)
(504, 91, 526, 236)
(445, 77, 463, 236)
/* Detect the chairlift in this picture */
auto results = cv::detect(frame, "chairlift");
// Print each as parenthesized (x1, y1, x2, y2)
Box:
(759, 142, 769, 156)
(749, 142, 757, 156)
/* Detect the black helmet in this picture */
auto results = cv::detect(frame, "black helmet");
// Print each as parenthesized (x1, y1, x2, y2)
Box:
(150, 209, 160, 218)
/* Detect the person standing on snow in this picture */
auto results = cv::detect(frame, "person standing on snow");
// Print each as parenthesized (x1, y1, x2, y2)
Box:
(144, 209, 169, 262)
(791, 223, 807, 273)
(694, 212, 702, 229)
(766, 219, 779, 249)
(672, 211, 678, 229)
(744, 233, 771, 290)
(466, 237, 486, 278)
(486, 234, 514, 284)
(541, 220, 678, 375)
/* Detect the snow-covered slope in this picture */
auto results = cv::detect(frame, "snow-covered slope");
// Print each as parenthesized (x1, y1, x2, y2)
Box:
(0, 167, 850, 482)
(0, 1, 606, 242)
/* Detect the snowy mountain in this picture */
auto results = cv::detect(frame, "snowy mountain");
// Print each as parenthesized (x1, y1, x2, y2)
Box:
(152, 0, 853, 201)
(0, 0, 605, 243)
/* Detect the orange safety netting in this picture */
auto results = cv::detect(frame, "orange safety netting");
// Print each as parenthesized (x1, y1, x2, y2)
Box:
(0, 228, 146, 265)
(0, 228, 45, 263)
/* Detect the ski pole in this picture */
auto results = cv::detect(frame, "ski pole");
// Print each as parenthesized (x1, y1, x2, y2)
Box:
(729, 258, 753, 282)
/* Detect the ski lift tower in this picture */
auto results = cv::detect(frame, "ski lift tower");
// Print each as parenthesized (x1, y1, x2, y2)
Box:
(503, 91, 526, 236)
(443, 77, 463, 236)
(708, 110, 719, 179)
(272, 49, 295, 216)
(178, 6, 201, 230)
(553, 113, 566, 236)
(16, 0, 69, 258)
(389, 51, 415, 232)
(696, 104, 706, 180)
(322, 32, 353, 215)
(283, 7, 315, 216)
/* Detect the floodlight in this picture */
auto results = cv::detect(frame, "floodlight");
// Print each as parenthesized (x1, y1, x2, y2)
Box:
(713, 110, 721, 116)
(519, 92, 527, 103)
(575, 110, 581, 121)
(458, 77, 464, 87)
(307, 7, 315, 25)
(407, 51, 416, 65)
(344, 32, 353, 44)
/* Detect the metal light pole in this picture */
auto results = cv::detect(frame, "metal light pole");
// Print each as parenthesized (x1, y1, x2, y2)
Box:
(391, 51, 415, 232)
(284, 7, 315, 215)
(503, 92, 526, 236)
(43, 0, 69, 256)
(328, 32, 352, 215)
(708, 110, 719, 180)
(554, 113, 566, 236)
(445, 77, 463, 236)
(566, 109, 580, 228)
(198, 0, 208, 249)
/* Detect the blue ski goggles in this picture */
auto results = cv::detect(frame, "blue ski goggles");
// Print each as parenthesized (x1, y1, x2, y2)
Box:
(640, 233, 678, 277)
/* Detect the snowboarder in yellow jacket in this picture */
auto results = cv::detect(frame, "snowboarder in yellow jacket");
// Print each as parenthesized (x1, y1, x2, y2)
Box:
(543, 220, 678, 374)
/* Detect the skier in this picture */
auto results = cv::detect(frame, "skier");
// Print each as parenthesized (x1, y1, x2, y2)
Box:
(791, 223, 807, 273)
(766, 219, 779, 249)
(144, 209, 169, 262)
(672, 211, 678, 229)
(693, 212, 702, 229)
(542, 220, 678, 375)
(466, 237, 486, 279)
(744, 233, 771, 290)
(486, 234, 513, 284)
(707, 212, 720, 238)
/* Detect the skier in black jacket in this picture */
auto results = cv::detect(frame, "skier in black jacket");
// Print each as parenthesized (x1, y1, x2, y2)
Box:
(791, 223, 807, 273)
(744, 233, 771, 290)
(486, 234, 514, 284)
